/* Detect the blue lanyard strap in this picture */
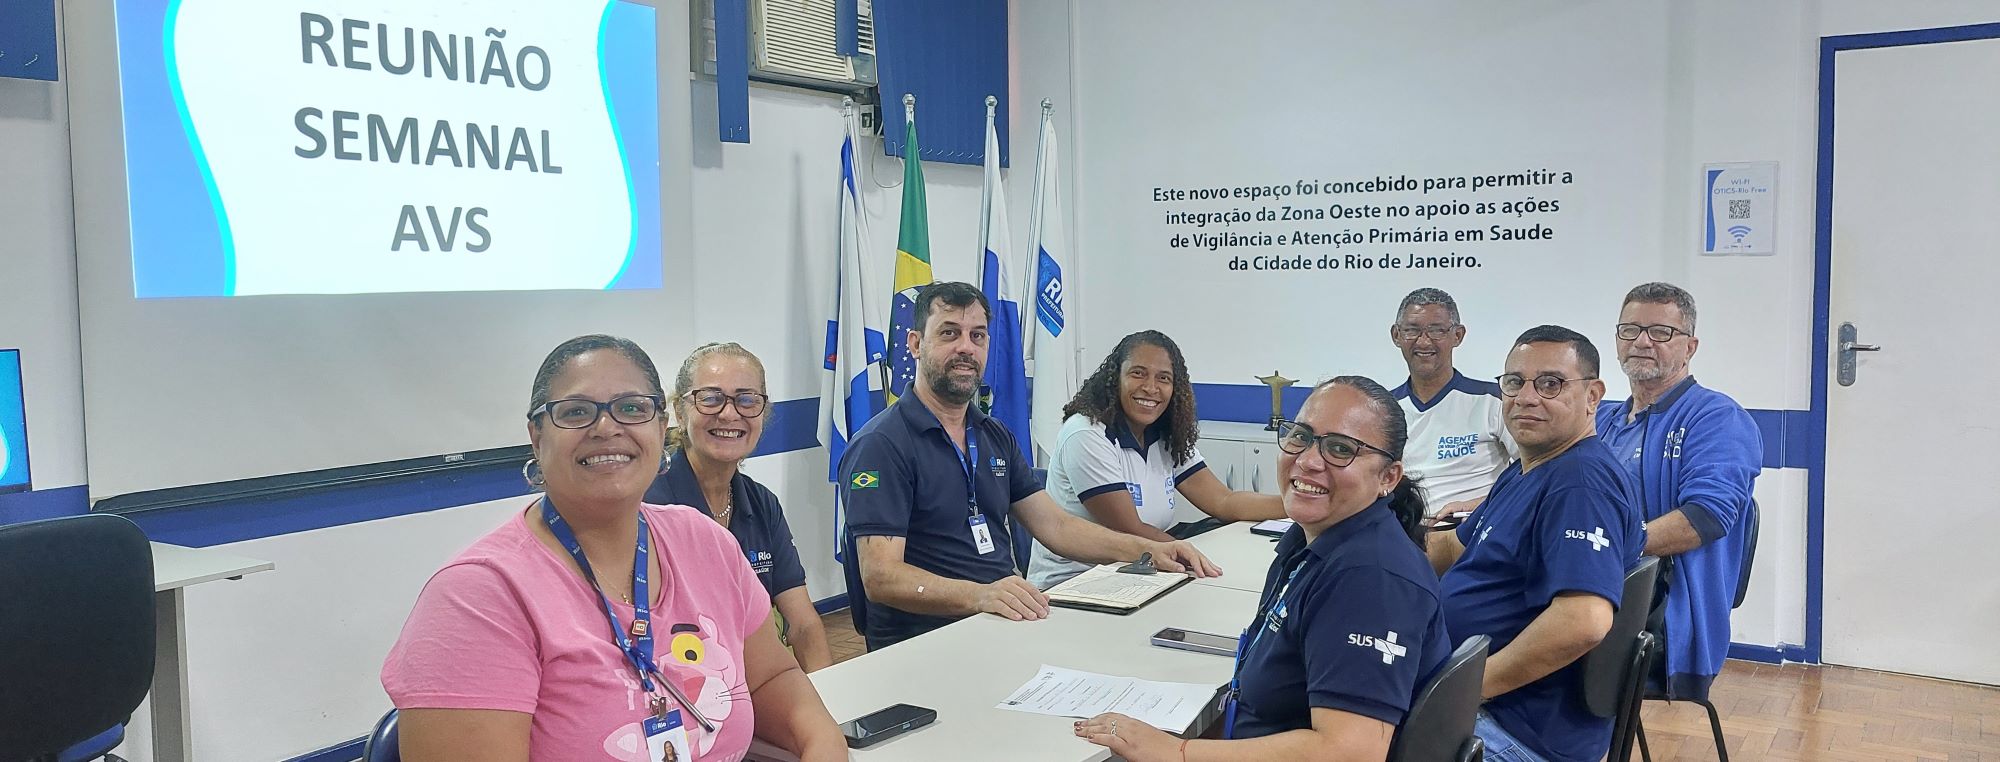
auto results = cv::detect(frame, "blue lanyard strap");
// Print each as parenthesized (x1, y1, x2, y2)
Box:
(948, 426, 982, 517)
(1224, 558, 1308, 739)
(541, 498, 656, 693)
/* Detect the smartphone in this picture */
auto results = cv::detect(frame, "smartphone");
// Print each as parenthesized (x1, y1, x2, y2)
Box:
(1151, 627, 1239, 657)
(841, 703, 937, 749)
(1430, 511, 1473, 532)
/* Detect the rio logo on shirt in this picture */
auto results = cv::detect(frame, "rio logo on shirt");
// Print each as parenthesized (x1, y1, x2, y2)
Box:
(1437, 434, 1480, 459)
(1564, 527, 1611, 551)
(1663, 427, 1687, 459)
(1347, 631, 1407, 664)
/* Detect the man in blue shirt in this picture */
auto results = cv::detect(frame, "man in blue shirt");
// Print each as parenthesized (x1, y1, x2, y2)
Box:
(1597, 283, 1761, 700)
(1428, 325, 1644, 762)
(840, 282, 1221, 650)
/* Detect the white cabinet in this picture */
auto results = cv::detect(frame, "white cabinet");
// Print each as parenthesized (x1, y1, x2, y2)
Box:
(1179, 421, 1284, 524)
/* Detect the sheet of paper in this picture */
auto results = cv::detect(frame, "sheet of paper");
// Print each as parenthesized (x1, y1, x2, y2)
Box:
(997, 664, 1219, 732)
(1045, 564, 1185, 607)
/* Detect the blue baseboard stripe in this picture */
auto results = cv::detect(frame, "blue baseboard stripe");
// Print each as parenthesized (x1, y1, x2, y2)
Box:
(1193, 383, 1814, 471)
(287, 737, 364, 762)
(0, 399, 834, 542)
(1727, 641, 1811, 665)
(814, 592, 851, 615)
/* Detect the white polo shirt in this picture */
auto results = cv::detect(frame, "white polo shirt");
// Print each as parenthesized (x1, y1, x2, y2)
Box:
(1394, 371, 1515, 516)
(1027, 413, 1206, 588)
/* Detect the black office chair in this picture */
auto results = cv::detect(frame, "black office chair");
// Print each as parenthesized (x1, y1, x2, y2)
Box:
(1388, 635, 1490, 762)
(1009, 467, 1050, 572)
(361, 709, 400, 762)
(1579, 556, 1662, 762)
(839, 527, 871, 651)
(1635, 499, 1760, 762)
(0, 514, 156, 762)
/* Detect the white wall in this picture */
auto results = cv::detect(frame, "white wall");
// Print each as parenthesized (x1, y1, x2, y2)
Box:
(0, 63, 86, 493)
(1056, 0, 2000, 656)
(9, 1, 2000, 759)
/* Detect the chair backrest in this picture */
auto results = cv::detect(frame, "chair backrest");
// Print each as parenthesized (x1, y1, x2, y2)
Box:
(839, 528, 870, 642)
(1581, 556, 1661, 718)
(1012, 468, 1051, 571)
(1734, 499, 1760, 609)
(362, 709, 400, 762)
(0, 514, 156, 761)
(1388, 635, 1489, 762)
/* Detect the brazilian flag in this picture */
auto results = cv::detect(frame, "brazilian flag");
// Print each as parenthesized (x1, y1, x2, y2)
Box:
(884, 109, 932, 404)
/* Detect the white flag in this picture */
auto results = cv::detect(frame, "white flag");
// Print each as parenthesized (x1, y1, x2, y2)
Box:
(980, 102, 1031, 444)
(1028, 110, 1076, 454)
(819, 106, 885, 483)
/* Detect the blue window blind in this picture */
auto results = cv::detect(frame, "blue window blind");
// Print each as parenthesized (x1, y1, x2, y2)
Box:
(0, 0, 59, 81)
(875, 0, 1007, 167)
(715, 0, 751, 143)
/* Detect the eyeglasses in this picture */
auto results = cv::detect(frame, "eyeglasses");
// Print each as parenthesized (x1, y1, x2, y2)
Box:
(1275, 420, 1396, 467)
(529, 395, 664, 429)
(1615, 323, 1692, 342)
(1394, 324, 1458, 342)
(1496, 373, 1597, 399)
(685, 388, 770, 418)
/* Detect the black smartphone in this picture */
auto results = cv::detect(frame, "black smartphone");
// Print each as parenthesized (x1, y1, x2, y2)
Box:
(1151, 627, 1239, 657)
(841, 703, 937, 749)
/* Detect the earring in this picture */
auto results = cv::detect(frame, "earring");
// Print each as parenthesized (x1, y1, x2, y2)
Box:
(522, 458, 546, 491)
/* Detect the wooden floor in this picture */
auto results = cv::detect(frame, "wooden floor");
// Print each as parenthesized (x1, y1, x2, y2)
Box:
(816, 610, 2000, 760)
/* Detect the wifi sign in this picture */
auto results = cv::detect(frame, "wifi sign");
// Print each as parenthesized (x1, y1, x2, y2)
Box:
(1727, 225, 1752, 242)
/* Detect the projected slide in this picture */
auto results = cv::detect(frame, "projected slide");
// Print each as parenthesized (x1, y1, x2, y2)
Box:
(0, 350, 27, 493)
(116, 0, 661, 297)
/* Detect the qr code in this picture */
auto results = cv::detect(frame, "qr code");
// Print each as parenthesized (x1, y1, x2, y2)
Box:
(1728, 199, 1751, 219)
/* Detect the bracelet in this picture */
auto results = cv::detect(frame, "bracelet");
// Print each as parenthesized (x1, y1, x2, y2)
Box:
(1180, 738, 1190, 762)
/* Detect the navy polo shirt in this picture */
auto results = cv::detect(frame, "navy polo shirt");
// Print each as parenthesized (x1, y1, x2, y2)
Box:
(1441, 436, 1643, 762)
(1232, 500, 1452, 739)
(644, 450, 807, 599)
(840, 397, 1040, 649)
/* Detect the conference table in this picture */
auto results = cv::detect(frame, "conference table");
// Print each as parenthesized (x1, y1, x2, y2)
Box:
(149, 542, 275, 762)
(762, 522, 1283, 762)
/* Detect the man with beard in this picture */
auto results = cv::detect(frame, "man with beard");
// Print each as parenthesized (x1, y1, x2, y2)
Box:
(839, 282, 1221, 650)
(1596, 282, 1761, 702)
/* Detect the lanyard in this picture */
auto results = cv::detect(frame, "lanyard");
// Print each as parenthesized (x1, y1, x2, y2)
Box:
(541, 498, 657, 692)
(540, 499, 718, 732)
(948, 426, 982, 518)
(1224, 557, 1308, 739)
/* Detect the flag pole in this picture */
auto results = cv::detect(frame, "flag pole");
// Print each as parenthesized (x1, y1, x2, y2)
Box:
(978, 95, 997, 285)
(1024, 99, 1056, 342)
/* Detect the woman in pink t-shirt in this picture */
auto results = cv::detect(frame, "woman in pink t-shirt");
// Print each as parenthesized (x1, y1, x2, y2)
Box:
(382, 335, 847, 762)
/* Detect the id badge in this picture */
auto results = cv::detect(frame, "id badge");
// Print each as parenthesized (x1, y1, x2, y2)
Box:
(643, 709, 692, 762)
(969, 514, 997, 555)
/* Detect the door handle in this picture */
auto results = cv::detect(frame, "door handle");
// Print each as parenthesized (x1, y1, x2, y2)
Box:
(1836, 322, 1881, 386)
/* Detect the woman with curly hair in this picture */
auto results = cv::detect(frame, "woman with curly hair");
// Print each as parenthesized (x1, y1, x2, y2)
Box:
(1026, 330, 1285, 588)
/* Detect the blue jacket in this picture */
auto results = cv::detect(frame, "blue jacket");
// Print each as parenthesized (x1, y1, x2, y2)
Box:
(1596, 378, 1761, 700)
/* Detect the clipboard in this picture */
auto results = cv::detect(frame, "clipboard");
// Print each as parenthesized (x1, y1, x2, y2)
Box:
(1043, 564, 1195, 615)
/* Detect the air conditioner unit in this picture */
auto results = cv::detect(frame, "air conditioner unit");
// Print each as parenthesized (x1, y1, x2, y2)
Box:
(692, 0, 877, 94)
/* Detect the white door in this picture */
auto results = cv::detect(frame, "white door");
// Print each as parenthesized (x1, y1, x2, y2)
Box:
(1823, 34, 2000, 685)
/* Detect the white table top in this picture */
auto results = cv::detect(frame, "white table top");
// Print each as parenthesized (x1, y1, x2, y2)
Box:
(1186, 522, 1281, 594)
(805, 582, 1261, 761)
(1197, 420, 1282, 443)
(150, 542, 274, 592)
